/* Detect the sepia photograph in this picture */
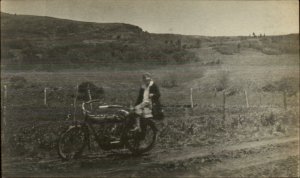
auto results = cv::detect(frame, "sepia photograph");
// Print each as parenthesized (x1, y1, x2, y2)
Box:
(1, 0, 299, 177)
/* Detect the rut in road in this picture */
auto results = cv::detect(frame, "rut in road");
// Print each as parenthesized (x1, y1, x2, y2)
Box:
(2, 136, 298, 177)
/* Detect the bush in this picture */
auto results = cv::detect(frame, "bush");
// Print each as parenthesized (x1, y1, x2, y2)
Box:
(9, 76, 27, 89)
(215, 71, 229, 91)
(261, 48, 282, 55)
(261, 112, 275, 126)
(213, 45, 239, 55)
(160, 71, 179, 88)
(161, 78, 178, 89)
(262, 77, 299, 95)
(77, 81, 104, 101)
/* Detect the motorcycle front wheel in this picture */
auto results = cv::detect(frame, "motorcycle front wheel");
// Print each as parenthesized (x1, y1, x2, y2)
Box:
(124, 119, 157, 155)
(57, 125, 88, 160)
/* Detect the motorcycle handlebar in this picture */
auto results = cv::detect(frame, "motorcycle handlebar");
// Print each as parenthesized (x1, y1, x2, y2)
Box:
(81, 99, 128, 114)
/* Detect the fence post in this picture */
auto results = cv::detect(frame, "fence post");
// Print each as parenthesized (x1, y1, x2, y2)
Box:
(283, 90, 287, 110)
(271, 93, 274, 107)
(222, 91, 226, 127)
(244, 90, 249, 108)
(3, 85, 7, 126)
(2, 85, 7, 145)
(259, 92, 262, 106)
(297, 92, 299, 106)
(214, 88, 217, 97)
(44, 87, 47, 106)
(73, 84, 79, 123)
(190, 88, 194, 108)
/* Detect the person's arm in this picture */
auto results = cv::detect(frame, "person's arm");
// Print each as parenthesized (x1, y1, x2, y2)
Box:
(135, 88, 143, 106)
(150, 84, 160, 100)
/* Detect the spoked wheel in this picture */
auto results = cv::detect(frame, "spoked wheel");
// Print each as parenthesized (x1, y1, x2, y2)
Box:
(57, 125, 88, 160)
(125, 119, 157, 155)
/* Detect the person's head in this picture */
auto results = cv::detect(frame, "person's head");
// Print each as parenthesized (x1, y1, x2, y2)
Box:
(142, 73, 152, 85)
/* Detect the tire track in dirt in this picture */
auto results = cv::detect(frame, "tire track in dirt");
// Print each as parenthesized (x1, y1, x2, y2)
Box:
(2, 136, 298, 177)
(157, 136, 298, 163)
(99, 137, 298, 177)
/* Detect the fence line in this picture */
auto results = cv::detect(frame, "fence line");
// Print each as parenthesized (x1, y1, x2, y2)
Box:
(1, 85, 299, 110)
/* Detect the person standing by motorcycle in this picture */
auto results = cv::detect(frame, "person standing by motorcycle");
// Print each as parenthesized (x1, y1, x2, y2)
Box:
(131, 73, 162, 131)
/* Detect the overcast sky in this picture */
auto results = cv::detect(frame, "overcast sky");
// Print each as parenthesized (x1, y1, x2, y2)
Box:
(1, 0, 299, 36)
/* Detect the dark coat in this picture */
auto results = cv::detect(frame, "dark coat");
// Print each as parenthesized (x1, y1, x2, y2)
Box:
(135, 83, 162, 114)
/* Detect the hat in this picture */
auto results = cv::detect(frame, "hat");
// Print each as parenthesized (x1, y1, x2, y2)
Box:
(143, 72, 152, 80)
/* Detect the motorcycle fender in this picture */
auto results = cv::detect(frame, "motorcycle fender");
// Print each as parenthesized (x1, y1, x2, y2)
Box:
(67, 122, 86, 130)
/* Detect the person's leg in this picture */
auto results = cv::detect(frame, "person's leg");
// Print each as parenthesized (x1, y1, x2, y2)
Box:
(132, 103, 144, 131)
(135, 104, 143, 116)
(143, 106, 153, 118)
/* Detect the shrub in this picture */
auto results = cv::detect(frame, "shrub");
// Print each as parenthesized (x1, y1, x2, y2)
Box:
(215, 71, 229, 91)
(9, 76, 27, 89)
(213, 45, 239, 55)
(261, 112, 275, 126)
(262, 77, 299, 94)
(262, 83, 277, 92)
(77, 81, 105, 101)
(261, 48, 282, 55)
(161, 78, 178, 89)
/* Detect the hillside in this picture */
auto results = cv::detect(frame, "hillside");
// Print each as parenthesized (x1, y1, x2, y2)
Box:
(1, 12, 299, 70)
(1, 12, 198, 69)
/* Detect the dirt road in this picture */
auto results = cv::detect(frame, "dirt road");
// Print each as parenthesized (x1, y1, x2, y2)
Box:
(3, 136, 298, 177)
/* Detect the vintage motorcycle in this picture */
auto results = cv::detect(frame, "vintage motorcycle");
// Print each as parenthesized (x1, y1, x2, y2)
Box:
(57, 99, 158, 160)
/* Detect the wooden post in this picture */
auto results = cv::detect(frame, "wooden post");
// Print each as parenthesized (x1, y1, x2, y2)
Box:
(222, 91, 226, 127)
(283, 90, 287, 110)
(244, 90, 249, 108)
(296, 91, 299, 105)
(128, 91, 133, 108)
(2, 85, 7, 145)
(44, 87, 47, 106)
(259, 92, 262, 106)
(73, 84, 79, 123)
(190, 88, 194, 108)
(214, 87, 217, 97)
(3, 85, 7, 126)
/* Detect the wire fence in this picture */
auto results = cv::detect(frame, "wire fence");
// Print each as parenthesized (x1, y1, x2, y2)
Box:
(1, 84, 299, 136)
(1, 84, 299, 109)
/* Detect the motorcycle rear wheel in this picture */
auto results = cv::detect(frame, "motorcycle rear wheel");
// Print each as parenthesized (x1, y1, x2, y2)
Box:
(125, 119, 157, 155)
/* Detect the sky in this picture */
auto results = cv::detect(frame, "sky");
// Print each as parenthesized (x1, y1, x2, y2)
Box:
(1, 0, 299, 36)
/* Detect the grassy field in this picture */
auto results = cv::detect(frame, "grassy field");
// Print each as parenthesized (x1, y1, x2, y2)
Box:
(2, 42, 299, 159)
(2, 44, 299, 105)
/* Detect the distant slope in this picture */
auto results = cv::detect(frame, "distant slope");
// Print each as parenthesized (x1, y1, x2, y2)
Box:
(1, 12, 299, 70)
(1, 12, 143, 38)
(1, 12, 200, 69)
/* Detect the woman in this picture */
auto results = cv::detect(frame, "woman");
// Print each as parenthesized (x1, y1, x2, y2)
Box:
(131, 73, 162, 131)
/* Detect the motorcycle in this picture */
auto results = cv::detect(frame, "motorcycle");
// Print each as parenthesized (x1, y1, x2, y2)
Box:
(57, 99, 158, 160)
